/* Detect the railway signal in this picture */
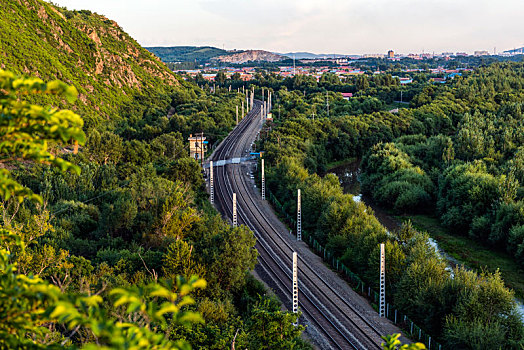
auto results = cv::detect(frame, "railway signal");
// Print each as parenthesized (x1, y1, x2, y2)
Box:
(261, 159, 265, 200)
(297, 189, 302, 241)
(232, 192, 237, 227)
(210, 161, 214, 204)
(379, 243, 386, 318)
(293, 252, 299, 326)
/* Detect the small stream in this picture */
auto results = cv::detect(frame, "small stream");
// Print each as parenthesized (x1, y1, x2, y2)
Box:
(328, 161, 524, 319)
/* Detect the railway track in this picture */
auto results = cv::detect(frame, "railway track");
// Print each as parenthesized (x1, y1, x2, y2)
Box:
(209, 99, 386, 349)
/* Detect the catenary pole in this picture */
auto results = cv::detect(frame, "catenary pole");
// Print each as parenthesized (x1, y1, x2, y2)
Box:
(379, 243, 386, 317)
(209, 161, 214, 204)
(297, 189, 302, 241)
(292, 252, 299, 326)
(232, 193, 237, 227)
(261, 159, 265, 200)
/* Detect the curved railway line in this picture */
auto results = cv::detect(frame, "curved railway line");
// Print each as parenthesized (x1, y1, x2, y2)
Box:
(209, 100, 388, 349)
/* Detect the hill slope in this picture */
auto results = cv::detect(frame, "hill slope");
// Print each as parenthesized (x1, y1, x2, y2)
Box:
(0, 0, 181, 128)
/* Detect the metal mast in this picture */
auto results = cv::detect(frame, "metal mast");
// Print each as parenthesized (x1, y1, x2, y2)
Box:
(379, 243, 386, 318)
(297, 189, 302, 241)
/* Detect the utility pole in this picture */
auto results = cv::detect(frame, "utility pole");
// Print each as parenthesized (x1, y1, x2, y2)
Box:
(232, 193, 237, 227)
(200, 132, 204, 168)
(292, 252, 299, 326)
(236, 105, 238, 124)
(297, 189, 301, 241)
(210, 161, 214, 204)
(379, 243, 386, 318)
(242, 101, 244, 120)
(261, 159, 265, 200)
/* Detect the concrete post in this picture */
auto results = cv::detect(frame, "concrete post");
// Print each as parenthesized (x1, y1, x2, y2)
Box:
(292, 252, 299, 325)
(261, 159, 265, 200)
(210, 161, 214, 204)
(297, 189, 302, 241)
(232, 193, 237, 227)
(379, 243, 386, 317)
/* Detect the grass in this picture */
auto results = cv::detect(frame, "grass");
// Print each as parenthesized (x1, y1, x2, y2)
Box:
(397, 214, 524, 300)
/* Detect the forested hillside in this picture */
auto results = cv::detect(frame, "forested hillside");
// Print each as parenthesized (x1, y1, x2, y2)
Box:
(0, 0, 311, 348)
(147, 46, 229, 63)
(226, 64, 524, 348)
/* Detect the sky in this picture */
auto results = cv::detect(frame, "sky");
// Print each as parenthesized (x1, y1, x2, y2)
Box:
(52, 0, 524, 55)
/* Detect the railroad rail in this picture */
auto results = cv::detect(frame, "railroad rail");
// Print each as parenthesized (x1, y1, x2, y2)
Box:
(209, 99, 386, 349)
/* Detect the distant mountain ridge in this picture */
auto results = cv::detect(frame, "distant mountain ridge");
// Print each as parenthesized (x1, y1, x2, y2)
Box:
(145, 46, 351, 64)
(0, 0, 181, 127)
(504, 47, 524, 55)
(146, 46, 229, 63)
(281, 52, 348, 59)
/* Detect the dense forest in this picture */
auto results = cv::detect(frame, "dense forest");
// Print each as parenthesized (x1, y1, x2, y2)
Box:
(0, 0, 314, 348)
(230, 62, 524, 348)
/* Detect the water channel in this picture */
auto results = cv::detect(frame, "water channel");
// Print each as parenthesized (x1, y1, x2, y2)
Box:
(328, 160, 524, 319)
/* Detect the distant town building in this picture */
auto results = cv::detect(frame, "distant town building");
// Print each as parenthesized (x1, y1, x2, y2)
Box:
(387, 50, 395, 58)
(188, 133, 207, 161)
(455, 52, 468, 57)
(474, 50, 489, 56)
(407, 54, 422, 60)
(340, 92, 353, 100)
(363, 53, 385, 58)
(431, 77, 446, 84)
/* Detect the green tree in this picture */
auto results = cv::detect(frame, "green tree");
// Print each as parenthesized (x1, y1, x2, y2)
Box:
(0, 70, 85, 203)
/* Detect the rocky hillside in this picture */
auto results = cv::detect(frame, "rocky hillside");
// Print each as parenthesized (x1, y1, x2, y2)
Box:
(213, 50, 285, 64)
(0, 0, 182, 128)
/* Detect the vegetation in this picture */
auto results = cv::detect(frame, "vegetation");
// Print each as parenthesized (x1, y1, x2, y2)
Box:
(146, 46, 230, 64)
(0, 0, 311, 347)
(254, 62, 524, 348)
(0, 0, 180, 129)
